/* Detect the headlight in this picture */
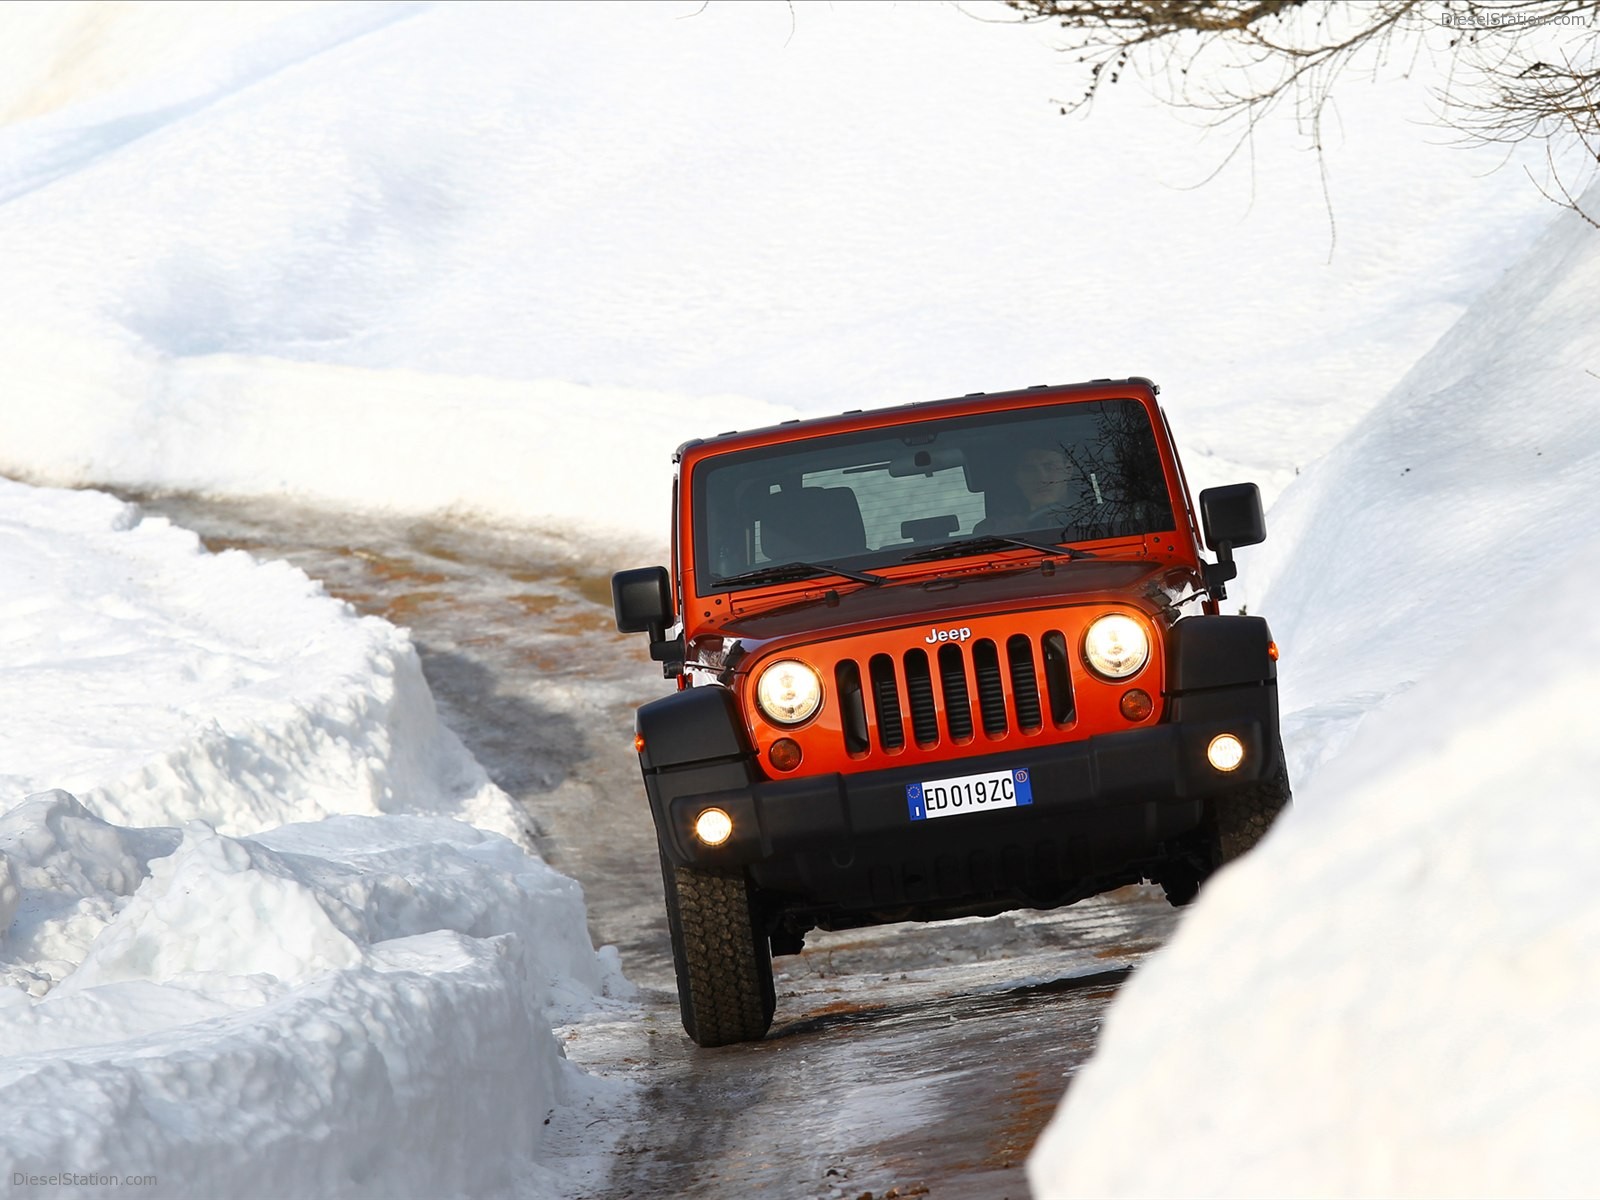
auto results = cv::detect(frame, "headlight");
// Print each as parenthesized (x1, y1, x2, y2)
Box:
(755, 659, 822, 725)
(1083, 614, 1150, 680)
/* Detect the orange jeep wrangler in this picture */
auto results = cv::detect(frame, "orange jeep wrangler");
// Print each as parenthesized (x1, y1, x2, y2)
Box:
(612, 378, 1289, 1046)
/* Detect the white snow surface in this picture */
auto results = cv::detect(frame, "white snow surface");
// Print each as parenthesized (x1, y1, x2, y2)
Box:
(0, 476, 628, 1197)
(0, 1, 1586, 522)
(0, 478, 520, 839)
(1029, 180, 1600, 1196)
(0, 1, 1597, 1196)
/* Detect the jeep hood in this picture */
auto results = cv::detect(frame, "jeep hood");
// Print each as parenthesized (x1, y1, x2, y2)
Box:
(694, 558, 1197, 663)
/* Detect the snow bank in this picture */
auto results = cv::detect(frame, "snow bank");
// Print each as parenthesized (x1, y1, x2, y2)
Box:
(0, 3, 1574, 535)
(0, 480, 627, 1196)
(1242, 172, 1600, 778)
(1, 794, 618, 1200)
(0, 476, 522, 840)
(1028, 186, 1600, 1196)
(0, 350, 794, 537)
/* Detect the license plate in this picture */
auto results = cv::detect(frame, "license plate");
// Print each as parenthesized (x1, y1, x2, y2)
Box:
(906, 768, 1033, 821)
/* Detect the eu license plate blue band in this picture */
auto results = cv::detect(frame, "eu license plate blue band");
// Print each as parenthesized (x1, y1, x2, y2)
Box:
(906, 768, 1033, 821)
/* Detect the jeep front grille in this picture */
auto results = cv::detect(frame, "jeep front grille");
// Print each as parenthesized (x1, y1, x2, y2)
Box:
(836, 633, 1075, 755)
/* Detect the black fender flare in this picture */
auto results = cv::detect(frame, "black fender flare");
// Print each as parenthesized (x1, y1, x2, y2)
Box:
(635, 685, 753, 772)
(635, 686, 760, 864)
(1166, 614, 1277, 693)
(1165, 614, 1284, 781)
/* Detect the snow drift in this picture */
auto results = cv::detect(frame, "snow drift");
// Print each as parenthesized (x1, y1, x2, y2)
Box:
(0, 480, 626, 1198)
(1, 795, 618, 1200)
(0, 2, 1571, 535)
(1028, 180, 1600, 1198)
(0, 477, 522, 840)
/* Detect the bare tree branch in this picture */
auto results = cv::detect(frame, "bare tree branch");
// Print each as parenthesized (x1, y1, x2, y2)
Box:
(1003, 0, 1600, 224)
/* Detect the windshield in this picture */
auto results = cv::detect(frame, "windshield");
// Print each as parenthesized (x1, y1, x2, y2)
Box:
(693, 398, 1176, 590)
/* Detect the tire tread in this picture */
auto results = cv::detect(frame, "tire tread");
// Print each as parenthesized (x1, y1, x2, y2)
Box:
(662, 858, 775, 1047)
(1211, 753, 1292, 865)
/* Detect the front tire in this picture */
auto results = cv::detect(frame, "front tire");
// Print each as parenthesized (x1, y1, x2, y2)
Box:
(1156, 752, 1291, 907)
(660, 854, 776, 1047)
(1209, 751, 1292, 865)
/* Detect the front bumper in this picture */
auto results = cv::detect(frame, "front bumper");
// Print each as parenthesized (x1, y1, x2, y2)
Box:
(646, 686, 1279, 914)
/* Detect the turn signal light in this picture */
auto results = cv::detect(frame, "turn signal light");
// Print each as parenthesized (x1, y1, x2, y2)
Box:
(633, 732, 645, 754)
(1119, 689, 1154, 721)
(1268, 641, 1280, 661)
(768, 738, 803, 772)
(694, 808, 734, 846)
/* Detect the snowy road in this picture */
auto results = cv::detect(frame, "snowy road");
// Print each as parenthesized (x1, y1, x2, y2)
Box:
(135, 494, 1180, 1200)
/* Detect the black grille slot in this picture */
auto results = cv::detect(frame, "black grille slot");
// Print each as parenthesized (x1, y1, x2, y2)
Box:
(835, 659, 869, 755)
(849, 629, 1072, 753)
(973, 638, 1007, 736)
(1041, 630, 1075, 724)
(869, 654, 905, 750)
(1007, 635, 1043, 732)
(903, 649, 939, 746)
(937, 644, 973, 741)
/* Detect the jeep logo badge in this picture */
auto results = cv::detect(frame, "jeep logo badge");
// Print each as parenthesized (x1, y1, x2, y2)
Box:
(924, 626, 972, 644)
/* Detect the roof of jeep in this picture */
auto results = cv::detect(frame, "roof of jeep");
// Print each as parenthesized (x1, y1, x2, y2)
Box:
(673, 376, 1161, 463)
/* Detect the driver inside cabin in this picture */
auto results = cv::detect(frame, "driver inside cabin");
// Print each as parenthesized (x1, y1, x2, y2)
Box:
(976, 444, 1079, 534)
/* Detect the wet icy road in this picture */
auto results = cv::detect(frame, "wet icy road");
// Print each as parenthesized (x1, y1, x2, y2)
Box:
(134, 495, 1180, 1200)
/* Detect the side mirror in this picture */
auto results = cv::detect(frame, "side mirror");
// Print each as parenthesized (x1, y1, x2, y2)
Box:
(611, 566, 684, 674)
(1199, 483, 1266, 551)
(612, 565, 674, 634)
(1197, 483, 1266, 601)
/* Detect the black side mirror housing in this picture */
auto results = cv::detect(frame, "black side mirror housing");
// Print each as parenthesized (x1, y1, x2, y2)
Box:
(613, 566, 674, 633)
(612, 566, 684, 674)
(1197, 483, 1267, 601)
(1199, 483, 1267, 551)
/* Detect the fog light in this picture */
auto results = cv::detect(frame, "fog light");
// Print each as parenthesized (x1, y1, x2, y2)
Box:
(1119, 688, 1153, 721)
(694, 807, 734, 846)
(1207, 734, 1245, 772)
(768, 737, 803, 772)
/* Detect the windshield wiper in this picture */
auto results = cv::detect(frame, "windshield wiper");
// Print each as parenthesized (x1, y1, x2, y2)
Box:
(897, 534, 1095, 565)
(714, 560, 888, 588)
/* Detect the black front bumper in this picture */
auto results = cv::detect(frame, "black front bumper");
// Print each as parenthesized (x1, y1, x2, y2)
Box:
(644, 685, 1280, 915)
